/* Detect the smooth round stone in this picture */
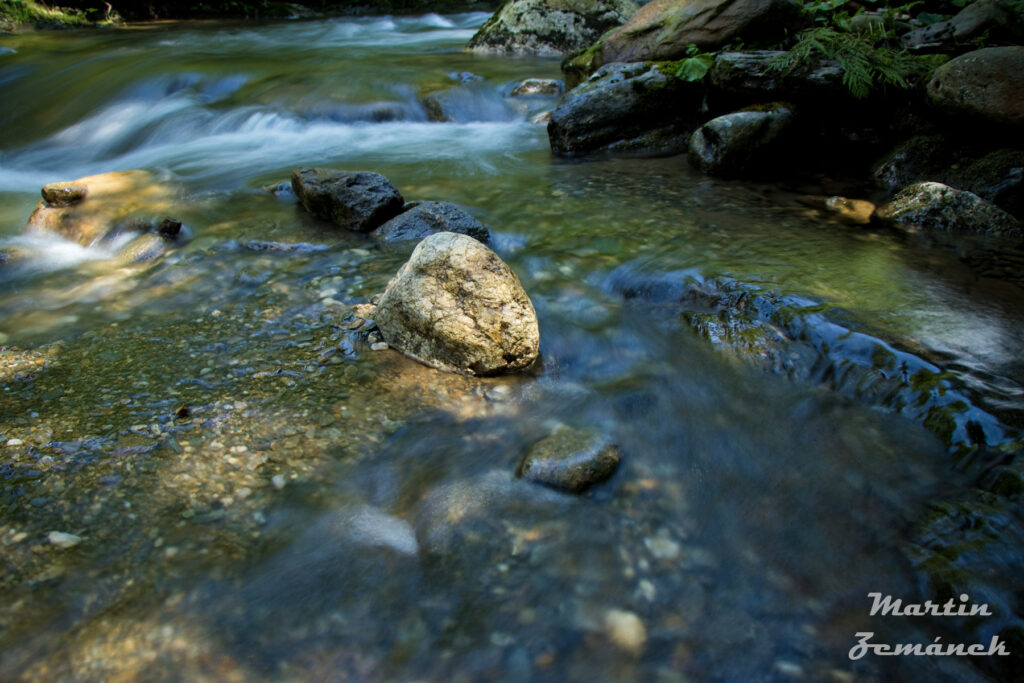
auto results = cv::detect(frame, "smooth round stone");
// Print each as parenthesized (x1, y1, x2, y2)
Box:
(517, 426, 621, 493)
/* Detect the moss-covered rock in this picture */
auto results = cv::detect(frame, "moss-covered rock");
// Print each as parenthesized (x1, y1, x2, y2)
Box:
(517, 425, 621, 492)
(467, 0, 638, 56)
(875, 181, 1022, 239)
(927, 46, 1024, 129)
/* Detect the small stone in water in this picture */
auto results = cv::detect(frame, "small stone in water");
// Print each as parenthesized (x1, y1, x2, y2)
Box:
(370, 342, 389, 351)
(272, 474, 287, 489)
(6, 438, 23, 446)
(603, 609, 646, 657)
(644, 534, 681, 561)
(48, 531, 83, 549)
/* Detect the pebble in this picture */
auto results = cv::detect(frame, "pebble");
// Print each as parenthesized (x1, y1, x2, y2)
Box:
(6, 438, 24, 446)
(644, 534, 681, 561)
(370, 342, 389, 351)
(271, 474, 287, 489)
(603, 609, 646, 657)
(48, 531, 83, 549)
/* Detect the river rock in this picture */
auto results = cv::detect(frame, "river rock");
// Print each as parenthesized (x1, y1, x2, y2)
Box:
(708, 51, 846, 103)
(873, 137, 1024, 218)
(875, 182, 1022, 239)
(824, 196, 875, 225)
(291, 167, 405, 232)
(467, 0, 639, 56)
(902, 0, 1024, 53)
(687, 104, 795, 177)
(25, 170, 176, 247)
(595, 0, 802, 66)
(116, 233, 172, 265)
(373, 201, 491, 245)
(548, 62, 702, 157)
(375, 232, 540, 376)
(926, 47, 1024, 128)
(517, 426, 621, 492)
(509, 78, 564, 97)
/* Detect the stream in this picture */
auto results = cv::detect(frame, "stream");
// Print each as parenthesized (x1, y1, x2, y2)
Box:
(1, 13, 1023, 681)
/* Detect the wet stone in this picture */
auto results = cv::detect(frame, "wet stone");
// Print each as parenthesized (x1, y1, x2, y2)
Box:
(41, 183, 88, 207)
(517, 426, 621, 493)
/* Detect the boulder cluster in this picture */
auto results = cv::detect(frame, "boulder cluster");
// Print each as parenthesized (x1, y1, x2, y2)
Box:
(475, 0, 1024, 243)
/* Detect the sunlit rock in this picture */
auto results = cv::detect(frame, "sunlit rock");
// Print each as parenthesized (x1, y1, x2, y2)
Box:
(25, 170, 176, 247)
(509, 78, 564, 97)
(375, 232, 540, 376)
(467, 0, 639, 56)
(291, 167, 405, 232)
(603, 609, 646, 657)
(824, 196, 875, 225)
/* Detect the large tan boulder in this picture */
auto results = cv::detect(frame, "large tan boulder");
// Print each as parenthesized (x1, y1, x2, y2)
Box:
(927, 47, 1024, 128)
(375, 232, 540, 376)
(596, 0, 802, 64)
(24, 170, 175, 246)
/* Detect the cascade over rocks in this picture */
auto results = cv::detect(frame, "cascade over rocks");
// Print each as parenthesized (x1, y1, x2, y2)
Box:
(291, 167, 405, 232)
(375, 232, 540, 376)
(548, 62, 702, 157)
(467, 0, 639, 56)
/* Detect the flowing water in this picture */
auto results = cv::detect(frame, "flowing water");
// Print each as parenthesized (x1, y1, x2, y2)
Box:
(1, 14, 1023, 682)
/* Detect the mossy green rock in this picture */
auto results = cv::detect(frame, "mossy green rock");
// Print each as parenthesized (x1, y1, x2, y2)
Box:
(517, 427, 621, 492)
(468, 0, 639, 56)
(876, 181, 1022, 239)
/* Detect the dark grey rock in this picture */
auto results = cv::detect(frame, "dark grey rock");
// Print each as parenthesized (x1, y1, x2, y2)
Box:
(547, 62, 702, 157)
(687, 104, 795, 177)
(291, 167, 405, 233)
(517, 426, 621, 493)
(927, 47, 1024, 128)
(709, 51, 845, 102)
(373, 201, 490, 245)
(41, 183, 88, 207)
(903, 0, 1024, 53)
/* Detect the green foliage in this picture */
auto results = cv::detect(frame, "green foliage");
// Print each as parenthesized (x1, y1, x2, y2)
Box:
(770, 26, 944, 98)
(0, 0, 96, 27)
(673, 43, 714, 83)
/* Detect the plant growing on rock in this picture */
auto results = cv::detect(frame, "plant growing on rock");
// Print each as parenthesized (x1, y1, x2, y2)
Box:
(673, 43, 715, 82)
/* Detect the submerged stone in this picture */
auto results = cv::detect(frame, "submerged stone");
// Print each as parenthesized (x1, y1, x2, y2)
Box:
(517, 426, 621, 492)
(375, 232, 540, 376)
